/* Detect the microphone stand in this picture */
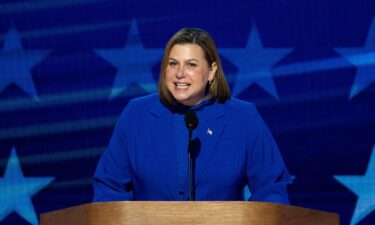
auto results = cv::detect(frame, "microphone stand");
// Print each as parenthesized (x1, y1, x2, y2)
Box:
(185, 110, 198, 201)
(187, 127, 194, 201)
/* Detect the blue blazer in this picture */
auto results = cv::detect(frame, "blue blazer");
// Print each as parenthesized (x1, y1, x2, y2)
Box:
(93, 94, 291, 204)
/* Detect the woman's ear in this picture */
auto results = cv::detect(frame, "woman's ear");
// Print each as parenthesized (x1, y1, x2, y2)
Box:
(209, 62, 217, 81)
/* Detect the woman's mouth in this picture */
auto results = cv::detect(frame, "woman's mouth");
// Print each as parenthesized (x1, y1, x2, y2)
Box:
(175, 83, 190, 89)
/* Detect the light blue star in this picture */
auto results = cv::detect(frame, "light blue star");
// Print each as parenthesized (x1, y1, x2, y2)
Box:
(0, 147, 54, 225)
(220, 23, 292, 99)
(334, 145, 375, 225)
(95, 19, 162, 99)
(336, 18, 375, 99)
(0, 25, 51, 100)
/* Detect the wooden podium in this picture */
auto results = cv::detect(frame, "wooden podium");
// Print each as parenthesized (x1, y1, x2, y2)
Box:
(40, 201, 339, 225)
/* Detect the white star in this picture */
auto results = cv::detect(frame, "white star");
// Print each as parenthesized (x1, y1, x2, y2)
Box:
(0, 25, 51, 100)
(95, 19, 162, 99)
(336, 17, 375, 99)
(334, 145, 375, 225)
(221, 23, 292, 99)
(0, 147, 54, 225)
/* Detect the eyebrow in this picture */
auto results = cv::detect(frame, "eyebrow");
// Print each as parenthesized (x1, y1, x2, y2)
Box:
(168, 57, 199, 63)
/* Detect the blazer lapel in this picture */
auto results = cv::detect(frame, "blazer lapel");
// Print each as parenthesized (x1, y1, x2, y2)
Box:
(148, 100, 179, 200)
(194, 101, 226, 186)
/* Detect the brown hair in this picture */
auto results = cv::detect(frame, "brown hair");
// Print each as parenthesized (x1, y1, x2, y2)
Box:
(158, 28, 230, 106)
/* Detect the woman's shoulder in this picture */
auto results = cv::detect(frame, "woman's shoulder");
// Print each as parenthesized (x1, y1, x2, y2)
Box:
(224, 97, 257, 113)
(223, 98, 266, 129)
(127, 93, 159, 106)
(119, 93, 160, 118)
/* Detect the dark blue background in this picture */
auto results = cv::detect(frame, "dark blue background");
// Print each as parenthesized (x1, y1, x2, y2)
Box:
(0, 0, 374, 224)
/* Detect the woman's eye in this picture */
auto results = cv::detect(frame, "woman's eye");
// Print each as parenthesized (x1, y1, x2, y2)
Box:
(169, 61, 177, 66)
(188, 63, 197, 68)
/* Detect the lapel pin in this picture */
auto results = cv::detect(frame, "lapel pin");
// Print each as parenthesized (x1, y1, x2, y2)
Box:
(207, 128, 213, 135)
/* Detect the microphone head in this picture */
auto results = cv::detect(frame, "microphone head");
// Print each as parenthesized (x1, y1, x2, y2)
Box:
(185, 111, 199, 130)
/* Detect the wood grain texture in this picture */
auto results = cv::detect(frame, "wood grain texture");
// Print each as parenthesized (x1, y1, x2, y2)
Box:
(40, 201, 339, 225)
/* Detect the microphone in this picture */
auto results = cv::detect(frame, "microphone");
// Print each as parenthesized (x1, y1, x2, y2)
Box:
(185, 111, 199, 130)
(184, 111, 199, 201)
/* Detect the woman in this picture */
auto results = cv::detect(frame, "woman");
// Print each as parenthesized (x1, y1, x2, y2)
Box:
(93, 28, 292, 203)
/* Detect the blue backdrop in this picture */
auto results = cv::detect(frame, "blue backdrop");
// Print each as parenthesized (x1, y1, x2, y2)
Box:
(0, 0, 374, 224)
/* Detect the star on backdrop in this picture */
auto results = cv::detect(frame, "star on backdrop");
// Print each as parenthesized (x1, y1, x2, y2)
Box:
(334, 145, 375, 225)
(220, 23, 292, 99)
(95, 19, 162, 99)
(0, 147, 54, 225)
(0, 25, 51, 100)
(336, 17, 375, 100)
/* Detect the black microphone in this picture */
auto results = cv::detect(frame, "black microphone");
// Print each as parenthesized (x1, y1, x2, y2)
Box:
(185, 110, 199, 130)
(184, 110, 199, 201)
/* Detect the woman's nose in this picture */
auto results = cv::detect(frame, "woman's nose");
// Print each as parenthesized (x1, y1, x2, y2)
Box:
(176, 66, 186, 78)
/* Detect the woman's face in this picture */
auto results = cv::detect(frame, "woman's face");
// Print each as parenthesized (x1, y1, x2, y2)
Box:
(165, 44, 217, 106)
